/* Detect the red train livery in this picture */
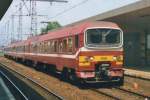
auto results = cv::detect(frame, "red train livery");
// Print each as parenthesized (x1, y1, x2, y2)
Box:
(4, 21, 124, 85)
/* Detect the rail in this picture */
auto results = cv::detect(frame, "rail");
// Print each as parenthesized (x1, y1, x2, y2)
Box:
(0, 63, 64, 100)
(0, 70, 28, 100)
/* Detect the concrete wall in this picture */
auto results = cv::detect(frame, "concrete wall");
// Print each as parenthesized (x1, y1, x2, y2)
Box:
(146, 29, 150, 65)
(120, 25, 148, 67)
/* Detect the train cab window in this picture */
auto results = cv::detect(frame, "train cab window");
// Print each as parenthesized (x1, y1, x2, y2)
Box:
(75, 35, 79, 48)
(68, 37, 73, 52)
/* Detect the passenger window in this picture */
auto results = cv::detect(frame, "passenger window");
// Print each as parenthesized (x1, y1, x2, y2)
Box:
(58, 40, 63, 53)
(63, 39, 67, 52)
(41, 44, 42, 53)
(48, 41, 51, 53)
(75, 35, 79, 48)
(54, 41, 58, 52)
(68, 37, 73, 52)
(38, 43, 40, 53)
(44, 42, 47, 53)
(51, 41, 54, 52)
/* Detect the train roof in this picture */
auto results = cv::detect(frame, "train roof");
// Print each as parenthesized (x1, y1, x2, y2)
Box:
(7, 21, 121, 47)
(38, 21, 120, 42)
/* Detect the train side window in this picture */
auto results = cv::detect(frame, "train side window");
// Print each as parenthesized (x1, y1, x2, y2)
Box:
(43, 42, 46, 53)
(48, 41, 51, 53)
(51, 41, 54, 52)
(40, 42, 43, 53)
(54, 40, 58, 52)
(41, 42, 43, 53)
(31, 44, 33, 53)
(45, 41, 48, 53)
(32, 43, 34, 53)
(68, 37, 73, 52)
(34, 43, 37, 53)
(75, 35, 79, 48)
(63, 39, 67, 52)
(44, 41, 47, 53)
(37, 43, 40, 53)
(59, 40, 63, 53)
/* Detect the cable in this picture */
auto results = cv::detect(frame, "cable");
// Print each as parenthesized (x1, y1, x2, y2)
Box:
(49, 0, 89, 19)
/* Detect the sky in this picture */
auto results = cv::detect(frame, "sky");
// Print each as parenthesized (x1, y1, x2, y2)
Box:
(0, 0, 140, 46)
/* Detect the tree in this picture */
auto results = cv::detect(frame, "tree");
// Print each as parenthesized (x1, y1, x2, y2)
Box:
(40, 21, 61, 35)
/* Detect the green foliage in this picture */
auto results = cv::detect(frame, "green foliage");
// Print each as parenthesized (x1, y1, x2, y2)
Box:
(40, 21, 61, 35)
(0, 51, 4, 56)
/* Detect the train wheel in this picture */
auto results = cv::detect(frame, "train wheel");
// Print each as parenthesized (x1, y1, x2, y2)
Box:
(117, 76, 124, 86)
(68, 70, 77, 84)
(61, 68, 69, 81)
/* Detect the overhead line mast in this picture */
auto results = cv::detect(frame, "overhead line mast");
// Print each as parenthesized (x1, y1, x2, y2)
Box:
(10, 0, 68, 43)
(18, 2, 23, 40)
(29, 0, 68, 36)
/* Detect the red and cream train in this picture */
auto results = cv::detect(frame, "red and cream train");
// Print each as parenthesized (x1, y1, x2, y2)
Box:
(4, 21, 124, 85)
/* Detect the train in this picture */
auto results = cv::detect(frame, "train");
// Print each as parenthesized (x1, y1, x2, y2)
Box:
(4, 21, 124, 85)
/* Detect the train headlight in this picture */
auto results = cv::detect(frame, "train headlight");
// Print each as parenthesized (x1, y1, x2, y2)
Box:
(113, 56, 117, 61)
(116, 56, 122, 61)
(113, 56, 123, 61)
(84, 56, 94, 62)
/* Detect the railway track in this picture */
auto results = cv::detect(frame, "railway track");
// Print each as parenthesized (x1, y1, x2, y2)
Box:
(0, 70, 28, 100)
(0, 59, 149, 100)
(89, 71, 150, 100)
(91, 87, 149, 100)
(117, 87, 150, 99)
(0, 63, 64, 100)
(125, 74, 150, 81)
(91, 88, 120, 100)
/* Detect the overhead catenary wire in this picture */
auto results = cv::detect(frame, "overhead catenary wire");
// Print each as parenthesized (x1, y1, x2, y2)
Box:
(49, 0, 89, 19)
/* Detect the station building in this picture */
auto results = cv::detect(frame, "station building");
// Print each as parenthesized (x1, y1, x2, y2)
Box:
(72, 0, 150, 70)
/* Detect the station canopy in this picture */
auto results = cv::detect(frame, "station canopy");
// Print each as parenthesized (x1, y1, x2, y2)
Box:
(0, 0, 13, 20)
(69, 0, 150, 31)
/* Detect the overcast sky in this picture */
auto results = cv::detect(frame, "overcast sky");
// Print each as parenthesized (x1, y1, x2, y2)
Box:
(0, 0, 140, 46)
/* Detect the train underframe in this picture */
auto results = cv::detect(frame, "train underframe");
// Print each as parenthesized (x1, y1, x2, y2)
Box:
(76, 63, 124, 85)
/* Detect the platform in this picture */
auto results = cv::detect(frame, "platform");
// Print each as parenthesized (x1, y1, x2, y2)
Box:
(125, 66, 150, 72)
(124, 68, 150, 80)
(0, 77, 15, 100)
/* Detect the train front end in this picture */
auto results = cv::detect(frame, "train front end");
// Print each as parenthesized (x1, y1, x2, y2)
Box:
(76, 27, 124, 84)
